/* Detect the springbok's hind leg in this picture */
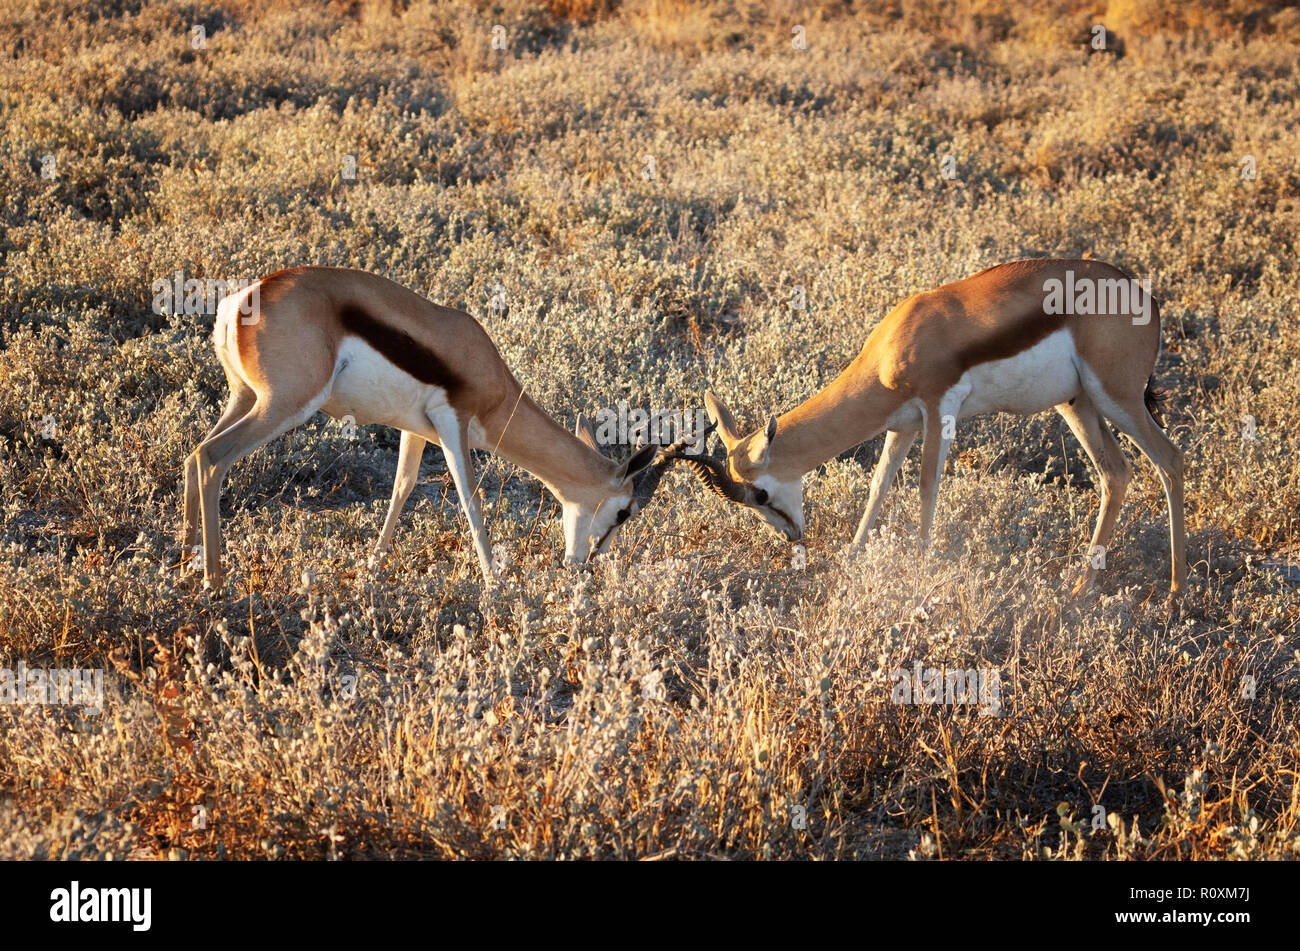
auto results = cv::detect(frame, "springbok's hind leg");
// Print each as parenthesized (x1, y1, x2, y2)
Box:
(1103, 409, 1185, 598)
(1054, 393, 1132, 595)
(195, 391, 328, 590)
(1078, 376, 1187, 599)
(182, 386, 256, 570)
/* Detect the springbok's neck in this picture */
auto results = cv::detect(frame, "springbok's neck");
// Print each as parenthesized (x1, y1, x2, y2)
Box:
(482, 384, 613, 502)
(769, 350, 904, 479)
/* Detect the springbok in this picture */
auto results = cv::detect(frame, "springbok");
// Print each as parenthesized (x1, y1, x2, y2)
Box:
(181, 266, 678, 589)
(677, 259, 1187, 597)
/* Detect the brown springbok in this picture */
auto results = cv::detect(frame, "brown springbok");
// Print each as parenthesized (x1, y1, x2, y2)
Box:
(181, 266, 676, 590)
(680, 259, 1187, 597)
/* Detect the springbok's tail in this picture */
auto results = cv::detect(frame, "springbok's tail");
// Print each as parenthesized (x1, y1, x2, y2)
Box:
(1144, 377, 1168, 428)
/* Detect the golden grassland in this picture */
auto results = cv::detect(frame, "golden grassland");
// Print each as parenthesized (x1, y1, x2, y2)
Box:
(0, 0, 1298, 858)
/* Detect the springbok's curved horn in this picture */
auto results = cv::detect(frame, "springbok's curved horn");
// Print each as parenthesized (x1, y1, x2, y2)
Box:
(655, 419, 755, 505)
(676, 451, 753, 504)
(628, 418, 722, 508)
(631, 459, 668, 508)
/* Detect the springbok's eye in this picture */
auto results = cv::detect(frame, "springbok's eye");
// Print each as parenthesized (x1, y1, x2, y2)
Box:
(754, 489, 770, 505)
(616, 508, 630, 524)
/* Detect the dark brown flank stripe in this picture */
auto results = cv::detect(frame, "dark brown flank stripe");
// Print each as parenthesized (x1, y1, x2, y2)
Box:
(337, 303, 464, 398)
(954, 304, 1070, 375)
(950, 258, 1133, 375)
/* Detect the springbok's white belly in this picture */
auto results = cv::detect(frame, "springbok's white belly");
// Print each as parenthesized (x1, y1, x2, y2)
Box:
(953, 328, 1081, 418)
(321, 336, 441, 430)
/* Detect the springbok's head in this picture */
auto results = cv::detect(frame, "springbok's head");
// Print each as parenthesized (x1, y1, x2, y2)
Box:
(562, 414, 693, 562)
(664, 391, 805, 541)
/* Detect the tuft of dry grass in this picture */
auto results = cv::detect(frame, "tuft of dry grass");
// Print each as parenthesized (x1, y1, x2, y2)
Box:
(1, 0, 1298, 860)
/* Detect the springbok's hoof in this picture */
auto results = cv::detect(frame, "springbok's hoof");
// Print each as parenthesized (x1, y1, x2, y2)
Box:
(1166, 589, 1184, 617)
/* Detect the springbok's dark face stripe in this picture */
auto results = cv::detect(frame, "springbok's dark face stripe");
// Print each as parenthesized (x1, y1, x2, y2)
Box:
(592, 522, 617, 557)
(338, 303, 464, 398)
(590, 505, 635, 558)
(765, 503, 799, 537)
(733, 476, 798, 535)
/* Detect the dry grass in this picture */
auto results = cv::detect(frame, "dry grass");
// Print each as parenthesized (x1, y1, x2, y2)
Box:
(0, 0, 1298, 860)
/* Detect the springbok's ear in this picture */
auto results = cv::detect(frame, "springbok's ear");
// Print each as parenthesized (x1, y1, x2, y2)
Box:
(575, 413, 600, 452)
(615, 443, 658, 483)
(748, 416, 778, 467)
(704, 390, 742, 449)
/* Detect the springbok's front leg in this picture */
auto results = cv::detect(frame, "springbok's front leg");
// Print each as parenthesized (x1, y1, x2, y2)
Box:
(917, 391, 962, 546)
(427, 405, 495, 582)
(851, 428, 917, 547)
(371, 430, 428, 565)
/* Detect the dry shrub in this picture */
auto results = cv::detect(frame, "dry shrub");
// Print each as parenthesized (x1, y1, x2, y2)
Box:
(1, 0, 1298, 860)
